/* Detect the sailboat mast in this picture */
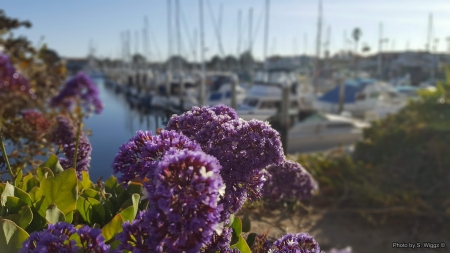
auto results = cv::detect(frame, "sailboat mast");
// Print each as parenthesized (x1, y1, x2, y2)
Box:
(199, 0, 206, 106)
(377, 23, 383, 79)
(313, 0, 322, 96)
(263, 0, 270, 64)
(426, 13, 432, 51)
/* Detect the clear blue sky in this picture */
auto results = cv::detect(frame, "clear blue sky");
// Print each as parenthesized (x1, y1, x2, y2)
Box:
(3, 0, 450, 62)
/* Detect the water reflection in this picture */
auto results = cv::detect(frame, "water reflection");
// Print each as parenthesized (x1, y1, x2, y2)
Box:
(85, 78, 169, 181)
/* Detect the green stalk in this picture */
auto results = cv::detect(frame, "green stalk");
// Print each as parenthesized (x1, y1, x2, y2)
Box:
(0, 134, 15, 184)
(73, 120, 82, 170)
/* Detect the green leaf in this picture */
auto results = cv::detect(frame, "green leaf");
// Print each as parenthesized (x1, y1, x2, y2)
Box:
(26, 206, 47, 233)
(82, 188, 100, 200)
(20, 173, 33, 192)
(1, 183, 14, 206)
(28, 187, 43, 204)
(65, 211, 74, 224)
(230, 235, 252, 253)
(105, 176, 118, 195)
(4, 206, 33, 230)
(109, 240, 121, 250)
(231, 216, 242, 236)
(22, 175, 39, 193)
(231, 216, 242, 245)
(101, 213, 124, 241)
(126, 182, 142, 195)
(36, 167, 54, 181)
(3, 196, 28, 214)
(242, 213, 251, 233)
(39, 168, 78, 216)
(46, 204, 66, 224)
(87, 197, 105, 225)
(39, 154, 64, 175)
(81, 171, 94, 189)
(13, 187, 32, 206)
(246, 233, 257, 248)
(14, 170, 22, 186)
(76, 196, 93, 224)
(119, 206, 135, 222)
(103, 199, 114, 222)
(119, 194, 140, 218)
(0, 219, 30, 253)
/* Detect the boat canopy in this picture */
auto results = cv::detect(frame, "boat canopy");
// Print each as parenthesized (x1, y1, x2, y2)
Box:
(318, 79, 385, 104)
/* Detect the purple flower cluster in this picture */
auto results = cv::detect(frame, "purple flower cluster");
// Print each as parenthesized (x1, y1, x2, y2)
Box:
(20, 222, 109, 253)
(59, 134, 92, 175)
(77, 225, 111, 253)
(269, 233, 322, 253)
(115, 211, 148, 252)
(167, 105, 284, 220)
(200, 226, 233, 253)
(166, 106, 237, 147)
(0, 53, 34, 98)
(50, 72, 103, 115)
(118, 150, 225, 253)
(264, 160, 318, 202)
(52, 116, 92, 175)
(52, 116, 76, 146)
(112, 130, 201, 185)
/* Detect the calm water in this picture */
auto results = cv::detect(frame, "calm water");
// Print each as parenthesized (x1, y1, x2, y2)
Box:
(85, 77, 168, 181)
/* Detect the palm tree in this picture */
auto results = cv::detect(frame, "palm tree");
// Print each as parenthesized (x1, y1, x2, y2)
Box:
(352, 28, 362, 78)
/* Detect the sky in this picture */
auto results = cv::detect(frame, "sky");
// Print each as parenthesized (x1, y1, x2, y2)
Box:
(3, 0, 450, 62)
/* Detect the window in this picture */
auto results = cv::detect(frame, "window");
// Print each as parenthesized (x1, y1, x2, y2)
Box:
(356, 93, 366, 100)
(291, 101, 299, 108)
(303, 114, 326, 123)
(244, 98, 259, 107)
(225, 91, 231, 98)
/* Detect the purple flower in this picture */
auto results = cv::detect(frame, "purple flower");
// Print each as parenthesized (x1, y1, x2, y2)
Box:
(167, 105, 285, 219)
(270, 233, 322, 253)
(140, 150, 224, 252)
(206, 119, 284, 217)
(77, 225, 110, 253)
(0, 53, 33, 97)
(59, 135, 92, 176)
(51, 116, 92, 176)
(112, 130, 201, 185)
(210, 104, 239, 120)
(52, 116, 76, 146)
(264, 160, 318, 202)
(116, 211, 149, 252)
(200, 226, 233, 253)
(20, 222, 78, 253)
(50, 72, 103, 115)
(166, 106, 236, 147)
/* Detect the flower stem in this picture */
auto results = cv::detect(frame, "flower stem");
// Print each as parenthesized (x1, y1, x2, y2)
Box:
(73, 120, 82, 170)
(0, 134, 15, 184)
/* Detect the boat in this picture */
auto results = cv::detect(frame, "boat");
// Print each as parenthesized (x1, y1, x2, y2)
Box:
(151, 73, 200, 111)
(285, 112, 370, 154)
(313, 79, 406, 120)
(236, 68, 314, 121)
(205, 72, 247, 107)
